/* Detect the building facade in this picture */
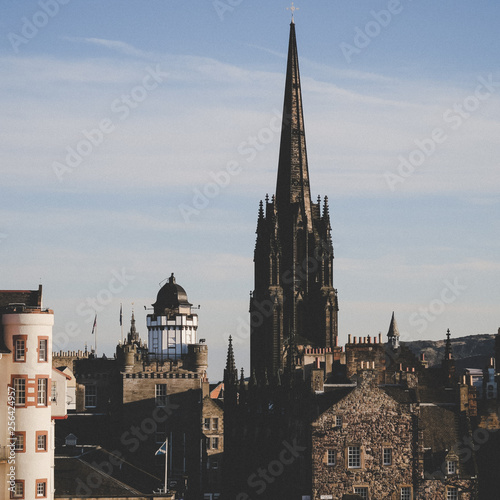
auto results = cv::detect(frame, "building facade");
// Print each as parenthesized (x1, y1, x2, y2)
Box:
(0, 286, 67, 500)
(51, 275, 217, 499)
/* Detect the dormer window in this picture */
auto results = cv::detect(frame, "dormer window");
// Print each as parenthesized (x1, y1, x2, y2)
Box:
(447, 460, 456, 475)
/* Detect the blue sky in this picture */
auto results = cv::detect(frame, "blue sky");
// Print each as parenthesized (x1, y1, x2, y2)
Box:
(1, 1, 499, 380)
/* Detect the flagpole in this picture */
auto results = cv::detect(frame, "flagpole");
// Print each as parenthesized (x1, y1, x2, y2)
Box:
(120, 303, 123, 343)
(164, 437, 168, 493)
(92, 314, 97, 356)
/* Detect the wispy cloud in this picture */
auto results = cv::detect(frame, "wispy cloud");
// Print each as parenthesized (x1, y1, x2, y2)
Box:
(63, 37, 154, 60)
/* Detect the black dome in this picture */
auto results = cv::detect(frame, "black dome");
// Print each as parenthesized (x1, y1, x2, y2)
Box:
(152, 273, 192, 315)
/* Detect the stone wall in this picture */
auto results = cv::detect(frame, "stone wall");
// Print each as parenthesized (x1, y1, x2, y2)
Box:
(417, 479, 474, 499)
(311, 370, 415, 500)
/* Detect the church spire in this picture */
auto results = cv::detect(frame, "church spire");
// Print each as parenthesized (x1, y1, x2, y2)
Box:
(275, 21, 313, 232)
(127, 311, 139, 344)
(224, 335, 238, 385)
(387, 312, 400, 350)
(250, 20, 338, 380)
(442, 328, 456, 386)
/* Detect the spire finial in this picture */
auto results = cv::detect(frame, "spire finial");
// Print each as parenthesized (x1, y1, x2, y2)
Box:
(287, 2, 299, 23)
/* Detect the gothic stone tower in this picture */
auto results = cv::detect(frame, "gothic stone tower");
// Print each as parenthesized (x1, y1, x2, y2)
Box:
(250, 22, 338, 380)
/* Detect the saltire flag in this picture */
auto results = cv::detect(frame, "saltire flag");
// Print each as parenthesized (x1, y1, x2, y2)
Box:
(119, 304, 123, 326)
(91, 314, 97, 335)
(155, 440, 167, 456)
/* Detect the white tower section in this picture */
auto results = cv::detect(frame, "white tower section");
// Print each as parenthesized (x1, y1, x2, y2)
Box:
(0, 287, 56, 500)
(147, 274, 198, 360)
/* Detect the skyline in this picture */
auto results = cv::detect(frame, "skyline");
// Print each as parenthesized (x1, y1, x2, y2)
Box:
(2, 1, 500, 380)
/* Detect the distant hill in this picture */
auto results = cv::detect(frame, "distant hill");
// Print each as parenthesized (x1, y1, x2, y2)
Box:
(404, 334, 496, 373)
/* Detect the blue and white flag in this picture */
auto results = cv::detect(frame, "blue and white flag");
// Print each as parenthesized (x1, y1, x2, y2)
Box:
(155, 440, 167, 456)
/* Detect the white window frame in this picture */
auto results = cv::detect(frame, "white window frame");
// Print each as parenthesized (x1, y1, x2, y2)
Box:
(383, 447, 392, 466)
(327, 449, 335, 466)
(85, 384, 97, 408)
(400, 486, 412, 500)
(38, 339, 48, 362)
(37, 433, 47, 451)
(37, 378, 48, 406)
(354, 486, 368, 499)
(155, 384, 168, 407)
(13, 378, 26, 406)
(36, 480, 46, 497)
(13, 433, 24, 452)
(14, 338, 26, 362)
(212, 437, 219, 450)
(348, 446, 361, 468)
(12, 481, 24, 498)
(447, 487, 458, 500)
(335, 415, 343, 427)
(447, 460, 456, 475)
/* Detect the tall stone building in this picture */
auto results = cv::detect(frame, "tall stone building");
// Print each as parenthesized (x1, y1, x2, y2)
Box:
(223, 20, 479, 500)
(250, 20, 338, 380)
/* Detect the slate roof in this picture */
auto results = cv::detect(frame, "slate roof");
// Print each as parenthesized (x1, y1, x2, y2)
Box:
(55, 447, 163, 497)
(420, 405, 475, 477)
(0, 287, 42, 308)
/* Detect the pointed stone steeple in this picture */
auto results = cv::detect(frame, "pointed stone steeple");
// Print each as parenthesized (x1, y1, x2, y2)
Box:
(387, 312, 400, 350)
(275, 21, 313, 233)
(127, 311, 139, 344)
(224, 335, 238, 386)
(442, 328, 456, 385)
(250, 21, 338, 381)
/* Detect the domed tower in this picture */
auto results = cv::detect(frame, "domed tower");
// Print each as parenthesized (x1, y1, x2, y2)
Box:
(147, 273, 198, 360)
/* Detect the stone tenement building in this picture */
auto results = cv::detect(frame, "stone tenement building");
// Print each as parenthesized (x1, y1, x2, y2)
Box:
(222, 19, 484, 500)
(52, 276, 221, 499)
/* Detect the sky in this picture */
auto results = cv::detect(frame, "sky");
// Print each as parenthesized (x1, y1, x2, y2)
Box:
(1, 0, 499, 380)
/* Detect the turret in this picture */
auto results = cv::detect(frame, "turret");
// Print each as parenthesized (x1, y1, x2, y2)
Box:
(387, 312, 400, 350)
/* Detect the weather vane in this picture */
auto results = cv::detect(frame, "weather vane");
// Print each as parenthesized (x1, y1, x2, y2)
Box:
(287, 2, 299, 23)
